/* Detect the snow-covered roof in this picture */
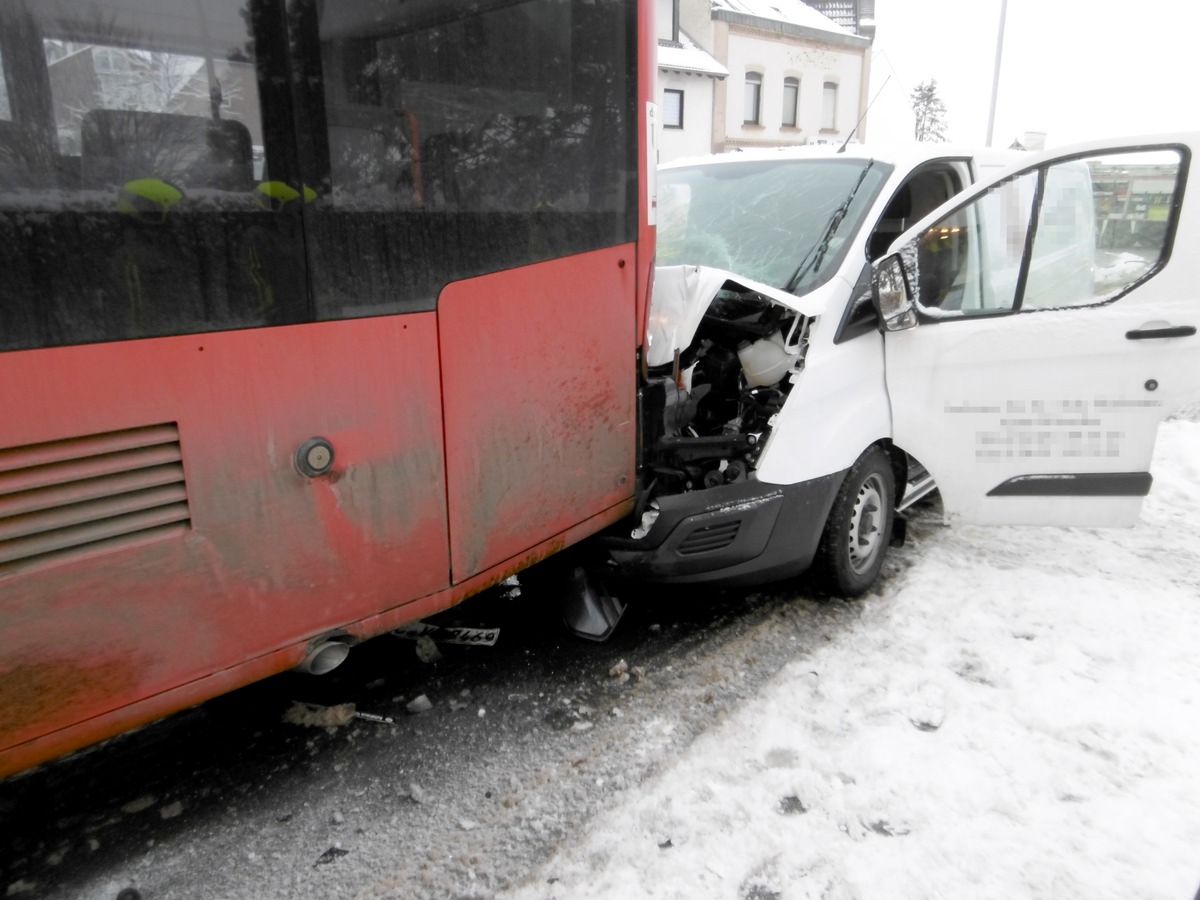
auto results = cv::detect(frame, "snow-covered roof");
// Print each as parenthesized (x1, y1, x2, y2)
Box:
(712, 0, 865, 44)
(658, 29, 728, 78)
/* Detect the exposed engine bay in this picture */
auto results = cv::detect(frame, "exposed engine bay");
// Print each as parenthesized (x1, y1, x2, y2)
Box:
(636, 266, 817, 525)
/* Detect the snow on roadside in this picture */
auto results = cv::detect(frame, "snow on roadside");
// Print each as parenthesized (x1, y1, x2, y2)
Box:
(505, 418, 1200, 900)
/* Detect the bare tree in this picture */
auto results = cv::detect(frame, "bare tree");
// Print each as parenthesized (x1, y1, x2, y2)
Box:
(911, 79, 948, 143)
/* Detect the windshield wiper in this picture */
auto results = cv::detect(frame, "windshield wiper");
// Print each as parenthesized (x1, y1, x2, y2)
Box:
(782, 159, 875, 294)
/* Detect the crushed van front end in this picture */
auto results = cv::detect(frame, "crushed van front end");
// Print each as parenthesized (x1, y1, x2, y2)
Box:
(602, 265, 845, 585)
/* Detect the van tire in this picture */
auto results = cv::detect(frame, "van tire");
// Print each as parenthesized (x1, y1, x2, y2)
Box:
(814, 446, 895, 596)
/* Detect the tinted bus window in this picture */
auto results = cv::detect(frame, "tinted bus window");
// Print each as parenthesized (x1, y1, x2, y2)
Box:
(0, 0, 308, 352)
(295, 0, 639, 318)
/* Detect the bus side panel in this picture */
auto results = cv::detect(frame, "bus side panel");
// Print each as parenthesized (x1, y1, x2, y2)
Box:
(0, 315, 450, 754)
(439, 246, 638, 581)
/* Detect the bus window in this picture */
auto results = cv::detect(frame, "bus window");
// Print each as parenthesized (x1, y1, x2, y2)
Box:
(0, 0, 308, 352)
(292, 0, 638, 318)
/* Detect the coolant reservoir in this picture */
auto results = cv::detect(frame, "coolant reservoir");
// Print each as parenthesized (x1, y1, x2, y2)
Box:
(737, 331, 794, 387)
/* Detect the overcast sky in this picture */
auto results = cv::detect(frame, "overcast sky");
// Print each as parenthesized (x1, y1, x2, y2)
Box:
(864, 0, 1198, 149)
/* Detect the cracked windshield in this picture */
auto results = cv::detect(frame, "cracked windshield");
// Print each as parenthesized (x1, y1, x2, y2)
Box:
(657, 156, 890, 294)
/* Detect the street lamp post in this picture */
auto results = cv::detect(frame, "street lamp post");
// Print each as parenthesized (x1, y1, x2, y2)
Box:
(986, 0, 1008, 147)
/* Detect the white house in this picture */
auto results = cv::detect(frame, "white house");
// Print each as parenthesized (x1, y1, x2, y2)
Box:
(659, 0, 873, 160)
(657, 0, 728, 163)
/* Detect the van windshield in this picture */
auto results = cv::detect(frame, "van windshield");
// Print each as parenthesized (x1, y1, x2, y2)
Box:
(658, 157, 892, 294)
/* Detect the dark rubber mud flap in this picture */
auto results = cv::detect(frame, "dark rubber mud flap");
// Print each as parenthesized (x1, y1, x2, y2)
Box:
(560, 564, 626, 642)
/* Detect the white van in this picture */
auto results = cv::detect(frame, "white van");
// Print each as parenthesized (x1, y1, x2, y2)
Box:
(602, 135, 1199, 596)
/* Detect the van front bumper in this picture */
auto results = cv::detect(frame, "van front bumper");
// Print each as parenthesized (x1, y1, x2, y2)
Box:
(602, 473, 844, 586)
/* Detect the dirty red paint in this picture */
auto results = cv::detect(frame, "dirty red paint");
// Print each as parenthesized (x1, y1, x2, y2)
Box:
(0, 316, 452, 775)
(438, 246, 638, 582)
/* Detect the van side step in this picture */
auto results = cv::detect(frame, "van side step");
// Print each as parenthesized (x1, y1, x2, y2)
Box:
(897, 466, 937, 513)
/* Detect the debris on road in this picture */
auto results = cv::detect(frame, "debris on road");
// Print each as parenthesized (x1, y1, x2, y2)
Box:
(282, 701, 356, 728)
(313, 847, 349, 868)
(406, 694, 434, 714)
(608, 659, 646, 683)
(907, 683, 947, 732)
(414, 635, 443, 663)
(777, 795, 807, 816)
(121, 795, 156, 815)
(353, 711, 395, 724)
(283, 701, 395, 727)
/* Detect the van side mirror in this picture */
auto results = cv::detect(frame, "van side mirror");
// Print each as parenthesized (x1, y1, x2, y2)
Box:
(871, 254, 916, 332)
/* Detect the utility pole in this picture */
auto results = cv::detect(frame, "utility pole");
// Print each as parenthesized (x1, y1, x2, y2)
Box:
(986, 0, 1007, 147)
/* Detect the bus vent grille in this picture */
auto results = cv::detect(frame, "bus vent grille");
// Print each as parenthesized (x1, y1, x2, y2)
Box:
(678, 521, 741, 556)
(0, 423, 190, 571)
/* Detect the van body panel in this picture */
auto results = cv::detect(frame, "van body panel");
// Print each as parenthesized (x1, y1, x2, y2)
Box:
(883, 133, 1199, 527)
(612, 135, 1196, 584)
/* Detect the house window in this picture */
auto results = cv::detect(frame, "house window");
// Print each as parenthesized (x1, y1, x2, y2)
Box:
(656, 0, 678, 42)
(663, 89, 684, 128)
(782, 77, 799, 127)
(744, 72, 762, 125)
(822, 81, 838, 130)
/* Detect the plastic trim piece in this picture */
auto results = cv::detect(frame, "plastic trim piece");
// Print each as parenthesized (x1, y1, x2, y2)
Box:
(604, 472, 844, 586)
(986, 472, 1152, 497)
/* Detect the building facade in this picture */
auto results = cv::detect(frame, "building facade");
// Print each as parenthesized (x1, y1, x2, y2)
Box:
(657, 0, 728, 163)
(658, 0, 873, 162)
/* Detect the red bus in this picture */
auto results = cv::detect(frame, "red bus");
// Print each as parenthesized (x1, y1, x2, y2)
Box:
(0, 0, 656, 778)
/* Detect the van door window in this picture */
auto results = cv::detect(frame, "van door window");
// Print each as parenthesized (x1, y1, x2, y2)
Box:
(916, 170, 1033, 315)
(913, 148, 1184, 320)
(1024, 150, 1181, 309)
(867, 162, 964, 261)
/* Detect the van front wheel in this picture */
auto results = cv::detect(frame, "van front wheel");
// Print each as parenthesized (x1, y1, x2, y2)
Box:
(814, 446, 895, 596)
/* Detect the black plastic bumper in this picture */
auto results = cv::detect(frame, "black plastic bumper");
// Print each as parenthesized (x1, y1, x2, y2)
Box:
(603, 472, 845, 586)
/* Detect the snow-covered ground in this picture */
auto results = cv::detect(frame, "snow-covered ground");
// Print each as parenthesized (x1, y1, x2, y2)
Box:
(505, 416, 1200, 900)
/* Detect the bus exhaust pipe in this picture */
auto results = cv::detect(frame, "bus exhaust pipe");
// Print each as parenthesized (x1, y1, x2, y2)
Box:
(296, 640, 350, 675)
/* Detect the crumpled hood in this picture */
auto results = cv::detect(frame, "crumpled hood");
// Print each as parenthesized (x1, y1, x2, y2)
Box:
(646, 265, 825, 368)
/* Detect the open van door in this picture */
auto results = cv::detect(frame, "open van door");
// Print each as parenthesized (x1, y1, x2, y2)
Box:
(876, 134, 1198, 526)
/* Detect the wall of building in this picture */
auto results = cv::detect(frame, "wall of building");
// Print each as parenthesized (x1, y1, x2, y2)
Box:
(722, 25, 865, 149)
(679, 1, 716, 54)
(658, 70, 717, 163)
